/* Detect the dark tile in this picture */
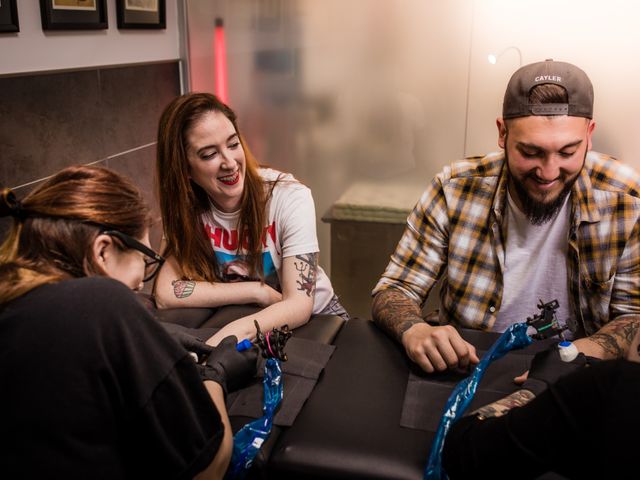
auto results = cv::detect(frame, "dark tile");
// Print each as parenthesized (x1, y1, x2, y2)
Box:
(106, 145, 162, 252)
(99, 62, 180, 157)
(0, 70, 105, 188)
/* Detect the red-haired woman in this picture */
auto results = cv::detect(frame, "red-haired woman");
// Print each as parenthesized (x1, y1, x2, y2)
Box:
(0, 165, 255, 479)
(154, 93, 348, 346)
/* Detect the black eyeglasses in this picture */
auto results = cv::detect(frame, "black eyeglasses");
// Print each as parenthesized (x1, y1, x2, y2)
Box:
(102, 230, 165, 282)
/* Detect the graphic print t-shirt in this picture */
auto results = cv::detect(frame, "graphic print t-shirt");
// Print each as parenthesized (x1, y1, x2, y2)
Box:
(201, 168, 334, 313)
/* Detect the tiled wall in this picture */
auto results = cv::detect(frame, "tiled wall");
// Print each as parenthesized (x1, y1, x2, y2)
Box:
(0, 61, 181, 250)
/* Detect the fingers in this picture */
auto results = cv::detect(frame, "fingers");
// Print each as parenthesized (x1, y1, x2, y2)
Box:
(449, 335, 479, 369)
(218, 335, 239, 348)
(513, 370, 529, 385)
(408, 349, 435, 373)
(405, 325, 479, 373)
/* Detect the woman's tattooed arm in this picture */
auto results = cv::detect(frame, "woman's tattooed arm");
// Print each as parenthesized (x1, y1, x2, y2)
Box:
(172, 280, 196, 298)
(294, 253, 318, 297)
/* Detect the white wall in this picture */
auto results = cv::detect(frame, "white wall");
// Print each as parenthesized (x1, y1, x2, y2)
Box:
(184, 0, 640, 276)
(0, 0, 180, 75)
(466, 0, 640, 168)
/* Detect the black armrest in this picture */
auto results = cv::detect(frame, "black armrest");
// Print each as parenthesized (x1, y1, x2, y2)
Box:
(154, 307, 218, 328)
(201, 305, 346, 345)
(293, 314, 345, 344)
(134, 292, 217, 328)
(200, 305, 262, 329)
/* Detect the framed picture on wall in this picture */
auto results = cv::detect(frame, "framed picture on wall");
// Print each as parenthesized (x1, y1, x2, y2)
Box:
(0, 0, 20, 33)
(116, 0, 165, 29)
(40, 0, 108, 30)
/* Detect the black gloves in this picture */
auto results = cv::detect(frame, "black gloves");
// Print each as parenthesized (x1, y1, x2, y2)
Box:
(161, 323, 258, 394)
(161, 322, 213, 361)
(199, 335, 258, 395)
(522, 343, 589, 397)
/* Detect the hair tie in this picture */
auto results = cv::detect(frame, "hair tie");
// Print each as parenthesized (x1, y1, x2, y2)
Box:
(2, 189, 27, 220)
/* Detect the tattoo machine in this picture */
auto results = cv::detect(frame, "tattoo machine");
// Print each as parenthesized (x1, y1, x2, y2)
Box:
(226, 320, 291, 479)
(525, 299, 568, 340)
(426, 299, 573, 478)
(427, 301, 557, 478)
(254, 319, 292, 361)
(235, 320, 292, 359)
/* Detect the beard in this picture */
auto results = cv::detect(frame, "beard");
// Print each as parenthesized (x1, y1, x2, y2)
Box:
(506, 151, 584, 226)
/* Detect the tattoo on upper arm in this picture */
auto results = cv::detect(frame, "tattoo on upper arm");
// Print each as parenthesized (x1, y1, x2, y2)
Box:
(294, 253, 317, 297)
(172, 280, 195, 299)
(372, 289, 424, 342)
(471, 389, 536, 420)
(588, 317, 640, 358)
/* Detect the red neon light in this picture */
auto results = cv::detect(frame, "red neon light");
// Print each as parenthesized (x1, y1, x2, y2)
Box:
(214, 18, 228, 104)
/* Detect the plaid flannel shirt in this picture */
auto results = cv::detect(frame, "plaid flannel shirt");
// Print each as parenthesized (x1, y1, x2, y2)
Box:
(373, 151, 640, 335)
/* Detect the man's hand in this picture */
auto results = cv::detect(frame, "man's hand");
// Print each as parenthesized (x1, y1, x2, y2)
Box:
(401, 323, 480, 373)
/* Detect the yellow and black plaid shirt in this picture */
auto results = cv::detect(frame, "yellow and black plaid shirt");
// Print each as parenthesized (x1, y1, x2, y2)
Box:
(373, 151, 640, 335)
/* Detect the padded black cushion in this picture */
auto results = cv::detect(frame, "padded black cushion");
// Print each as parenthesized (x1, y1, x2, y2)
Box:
(294, 314, 345, 344)
(154, 307, 218, 328)
(200, 305, 346, 344)
(200, 304, 262, 329)
(134, 292, 217, 329)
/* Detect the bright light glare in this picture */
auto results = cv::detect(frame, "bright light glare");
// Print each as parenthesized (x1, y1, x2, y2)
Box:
(488, 54, 497, 64)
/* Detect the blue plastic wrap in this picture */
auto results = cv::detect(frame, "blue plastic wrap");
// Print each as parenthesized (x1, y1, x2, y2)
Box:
(424, 322, 533, 480)
(225, 358, 283, 479)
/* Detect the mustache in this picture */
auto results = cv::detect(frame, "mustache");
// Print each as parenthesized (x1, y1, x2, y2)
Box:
(523, 170, 566, 184)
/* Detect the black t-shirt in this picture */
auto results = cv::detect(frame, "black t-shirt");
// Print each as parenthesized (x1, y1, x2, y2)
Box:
(0, 277, 223, 479)
(443, 359, 640, 479)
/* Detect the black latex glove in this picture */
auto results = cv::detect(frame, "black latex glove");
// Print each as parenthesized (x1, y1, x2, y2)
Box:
(200, 335, 258, 395)
(161, 322, 213, 361)
(522, 343, 589, 396)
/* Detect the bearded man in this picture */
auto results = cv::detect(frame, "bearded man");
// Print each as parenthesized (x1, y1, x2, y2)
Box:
(372, 59, 640, 373)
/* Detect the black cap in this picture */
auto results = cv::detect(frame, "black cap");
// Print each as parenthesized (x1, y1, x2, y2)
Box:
(503, 59, 594, 119)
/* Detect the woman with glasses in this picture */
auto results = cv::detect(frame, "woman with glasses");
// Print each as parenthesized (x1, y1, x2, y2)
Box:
(0, 165, 255, 479)
(154, 93, 349, 346)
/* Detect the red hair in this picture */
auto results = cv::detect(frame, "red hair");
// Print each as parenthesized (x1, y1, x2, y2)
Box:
(156, 92, 268, 281)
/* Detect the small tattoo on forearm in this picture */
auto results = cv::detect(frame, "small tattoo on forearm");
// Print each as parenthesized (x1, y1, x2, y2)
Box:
(471, 389, 535, 420)
(172, 280, 195, 299)
(294, 253, 317, 297)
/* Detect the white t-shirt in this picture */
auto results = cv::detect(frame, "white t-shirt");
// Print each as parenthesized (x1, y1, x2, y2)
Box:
(201, 168, 334, 314)
(494, 189, 572, 336)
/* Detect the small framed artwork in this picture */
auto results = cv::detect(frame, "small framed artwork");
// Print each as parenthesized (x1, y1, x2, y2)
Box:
(0, 0, 20, 33)
(40, 0, 108, 30)
(117, 0, 165, 29)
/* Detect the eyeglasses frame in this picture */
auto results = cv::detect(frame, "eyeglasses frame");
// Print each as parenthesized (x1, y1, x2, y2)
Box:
(100, 229, 165, 282)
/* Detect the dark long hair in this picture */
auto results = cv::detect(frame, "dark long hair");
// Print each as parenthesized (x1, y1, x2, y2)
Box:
(0, 165, 150, 305)
(156, 92, 268, 281)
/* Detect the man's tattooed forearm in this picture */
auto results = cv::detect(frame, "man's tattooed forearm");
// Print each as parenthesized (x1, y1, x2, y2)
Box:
(589, 317, 640, 358)
(172, 280, 195, 299)
(372, 289, 423, 342)
(294, 253, 317, 297)
(471, 389, 535, 420)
